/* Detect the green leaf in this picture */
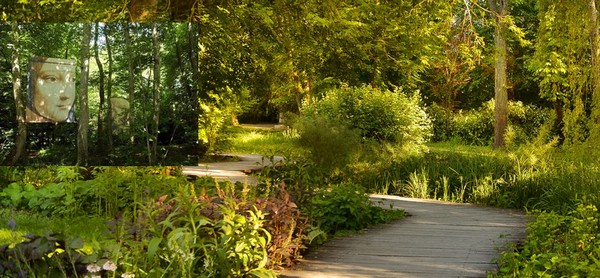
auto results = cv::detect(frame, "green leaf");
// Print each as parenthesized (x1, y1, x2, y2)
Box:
(235, 242, 247, 253)
(67, 237, 84, 249)
(147, 237, 162, 260)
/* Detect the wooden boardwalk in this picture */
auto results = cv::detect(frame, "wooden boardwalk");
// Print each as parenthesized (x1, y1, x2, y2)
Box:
(185, 154, 529, 277)
(182, 154, 283, 184)
(280, 195, 529, 278)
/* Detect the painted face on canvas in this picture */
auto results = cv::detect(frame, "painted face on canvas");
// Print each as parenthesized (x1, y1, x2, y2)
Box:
(33, 62, 76, 122)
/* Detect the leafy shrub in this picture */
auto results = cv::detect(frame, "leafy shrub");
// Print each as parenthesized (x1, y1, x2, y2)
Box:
(453, 102, 494, 146)
(451, 100, 550, 146)
(0, 167, 20, 187)
(202, 203, 273, 277)
(302, 84, 432, 146)
(506, 101, 552, 146)
(0, 232, 97, 278)
(293, 85, 431, 181)
(0, 167, 186, 217)
(495, 204, 600, 277)
(99, 180, 311, 277)
(254, 184, 308, 268)
(199, 97, 234, 155)
(428, 103, 456, 142)
(295, 115, 362, 175)
(307, 182, 404, 236)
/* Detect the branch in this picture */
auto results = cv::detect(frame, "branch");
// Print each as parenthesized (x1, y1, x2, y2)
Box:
(486, 0, 498, 14)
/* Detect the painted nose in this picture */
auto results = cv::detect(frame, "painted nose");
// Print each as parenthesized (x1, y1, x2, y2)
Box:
(60, 95, 69, 101)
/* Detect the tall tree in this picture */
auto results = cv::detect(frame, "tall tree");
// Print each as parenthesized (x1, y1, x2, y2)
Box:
(151, 23, 160, 162)
(124, 23, 135, 143)
(188, 22, 199, 100)
(77, 23, 91, 166)
(426, 0, 484, 110)
(590, 0, 600, 140)
(10, 22, 26, 165)
(105, 24, 114, 152)
(488, 0, 509, 148)
(530, 1, 590, 145)
(94, 23, 106, 149)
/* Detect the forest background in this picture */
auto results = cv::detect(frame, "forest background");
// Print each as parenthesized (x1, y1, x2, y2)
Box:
(2, 0, 600, 277)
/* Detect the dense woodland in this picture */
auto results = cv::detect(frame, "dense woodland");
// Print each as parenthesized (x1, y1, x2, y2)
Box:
(2, 0, 600, 277)
(3, 0, 600, 159)
(0, 22, 199, 165)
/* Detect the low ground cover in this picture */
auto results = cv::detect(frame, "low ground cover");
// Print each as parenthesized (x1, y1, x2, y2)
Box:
(0, 166, 403, 277)
(493, 204, 600, 277)
(235, 123, 600, 277)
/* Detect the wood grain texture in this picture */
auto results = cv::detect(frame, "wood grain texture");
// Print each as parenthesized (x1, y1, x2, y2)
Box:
(281, 195, 529, 278)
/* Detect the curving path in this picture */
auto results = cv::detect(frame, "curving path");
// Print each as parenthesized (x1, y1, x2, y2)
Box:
(184, 155, 529, 277)
(280, 195, 529, 278)
(182, 154, 284, 184)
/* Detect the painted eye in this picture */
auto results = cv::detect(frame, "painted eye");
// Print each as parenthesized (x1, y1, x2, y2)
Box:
(43, 75, 58, 82)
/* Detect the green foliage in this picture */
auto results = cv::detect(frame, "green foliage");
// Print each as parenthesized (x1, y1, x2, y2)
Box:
(453, 104, 494, 146)
(380, 143, 513, 202)
(0, 209, 107, 246)
(303, 85, 431, 146)
(428, 103, 456, 142)
(0, 167, 185, 217)
(205, 206, 272, 277)
(295, 115, 362, 175)
(97, 179, 311, 277)
(287, 85, 432, 182)
(307, 183, 404, 236)
(369, 139, 600, 215)
(0, 232, 97, 278)
(435, 100, 551, 146)
(404, 170, 430, 199)
(494, 204, 600, 277)
(199, 96, 235, 155)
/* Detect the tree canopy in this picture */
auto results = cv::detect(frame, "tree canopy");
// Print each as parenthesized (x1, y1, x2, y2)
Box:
(3, 0, 600, 159)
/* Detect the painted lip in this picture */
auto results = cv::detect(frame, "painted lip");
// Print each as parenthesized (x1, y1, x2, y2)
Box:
(56, 105, 69, 110)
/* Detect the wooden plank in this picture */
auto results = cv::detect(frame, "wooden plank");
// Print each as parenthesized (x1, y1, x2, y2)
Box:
(281, 195, 528, 278)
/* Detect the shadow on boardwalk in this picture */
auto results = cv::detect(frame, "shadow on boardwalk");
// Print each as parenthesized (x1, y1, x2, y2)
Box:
(281, 195, 529, 278)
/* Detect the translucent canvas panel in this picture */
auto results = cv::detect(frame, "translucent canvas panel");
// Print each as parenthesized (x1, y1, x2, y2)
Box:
(110, 97, 130, 133)
(26, 57, 76, 123)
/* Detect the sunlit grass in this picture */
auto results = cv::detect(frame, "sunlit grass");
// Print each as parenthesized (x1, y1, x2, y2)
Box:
(0, 209, 108, 245)
(229, 126, 301, 156)
(427, 141, 497, 157)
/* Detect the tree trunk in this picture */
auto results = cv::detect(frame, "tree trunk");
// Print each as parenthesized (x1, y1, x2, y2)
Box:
(64, 28, 73, 59)
(11, 22, 26, 165)
(589, 0, 600, 140)
(554, 100, 565, 144)
(151, 23, 161, 163)
(94, 23, 105, 149)
(286, 49, 304, 112)
(175, 37, 193, 99)
(188, 22, 199, 100)
(105, 25, 114, 152)
(144, 71, 152, 164)
(488, 0, 509, 149)
(78, 23, 91, 166)
(124, 23, 135, 144)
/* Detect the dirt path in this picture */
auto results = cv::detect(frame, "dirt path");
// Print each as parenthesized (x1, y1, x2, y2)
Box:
(280, 195, 528, 278)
